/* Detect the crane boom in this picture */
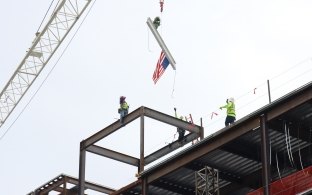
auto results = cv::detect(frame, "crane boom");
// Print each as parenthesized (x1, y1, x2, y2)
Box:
(0, 0, 92, 128)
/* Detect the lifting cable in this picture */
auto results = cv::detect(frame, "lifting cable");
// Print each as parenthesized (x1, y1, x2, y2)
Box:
(171, 70, 176, 98)
(36, 0, 58, 34)
(275, 149, 284, 186)
(297, 123, 306, 175)
(269, 139, 272, 165)
(284, 121, 295, 168)
(287, 122, 296, 167)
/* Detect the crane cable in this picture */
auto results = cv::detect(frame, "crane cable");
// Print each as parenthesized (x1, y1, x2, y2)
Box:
(275, 149, 284, 186)
(297, 123, 306, 175)
(0, 0, 97, 142)
(36, 0, 59, 34)
(284, 121, 295, 168)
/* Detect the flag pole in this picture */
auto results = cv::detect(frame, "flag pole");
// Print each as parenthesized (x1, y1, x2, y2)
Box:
(146, 17, 176, 70)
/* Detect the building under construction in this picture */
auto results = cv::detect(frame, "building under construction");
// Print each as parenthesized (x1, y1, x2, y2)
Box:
(28, 81, 312, 195)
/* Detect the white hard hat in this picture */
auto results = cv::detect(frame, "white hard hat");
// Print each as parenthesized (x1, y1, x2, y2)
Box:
(228, 97, 234, 102)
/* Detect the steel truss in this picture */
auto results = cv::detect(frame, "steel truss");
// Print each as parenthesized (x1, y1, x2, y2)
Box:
(195, 166, 220, 195)
(0, 0, 91, 127)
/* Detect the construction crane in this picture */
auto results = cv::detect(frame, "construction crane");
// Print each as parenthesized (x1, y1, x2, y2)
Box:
(0, 0, 92, 128)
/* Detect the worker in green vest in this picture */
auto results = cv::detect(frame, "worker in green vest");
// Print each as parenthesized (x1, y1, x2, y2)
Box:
(118, 96, 129, 124)
(220, 97, 236, 126)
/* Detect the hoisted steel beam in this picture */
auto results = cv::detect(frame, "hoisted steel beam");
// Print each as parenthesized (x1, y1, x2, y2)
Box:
(146, 17, 176, 70)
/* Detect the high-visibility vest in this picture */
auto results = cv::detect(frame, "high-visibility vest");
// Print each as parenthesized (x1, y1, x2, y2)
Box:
(120, 102, 129, 110)
(221, 102, 236, 117)
(226, 102, 235, 117)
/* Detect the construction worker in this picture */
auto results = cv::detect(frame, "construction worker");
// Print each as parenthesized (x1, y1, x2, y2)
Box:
(118, 96, 129, 124)
(174, 108, 185, 143)
(220, 97, 236, 127)
(153, 16, 161, 29)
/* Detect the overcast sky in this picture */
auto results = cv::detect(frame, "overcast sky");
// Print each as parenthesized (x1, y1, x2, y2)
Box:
(0, 0, 312, 194)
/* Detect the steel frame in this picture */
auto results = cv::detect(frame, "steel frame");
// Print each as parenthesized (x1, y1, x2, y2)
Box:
(27, 174, 115, 195)
(78, 106, 204, 195)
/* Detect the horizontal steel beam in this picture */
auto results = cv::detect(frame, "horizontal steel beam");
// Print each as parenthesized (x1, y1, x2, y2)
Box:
(83, 107, 142, 148)
(83, 106, 203, 149)
(267, 84, 312, 121)
(34, 175, 65, 195)
(87, 145, 139, 166)
(32, 174, 115, 195)
(142, 107, 202, 134)
(145, 132, 199, 165)
(67, 176, 115, 194)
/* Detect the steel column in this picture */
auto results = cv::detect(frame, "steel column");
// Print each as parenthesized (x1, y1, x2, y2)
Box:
(267, 80, 272, 104)
(142, 177, 148, 195)
(260, 114, 271, 195)
(78, 141, 86, 195)
(200, 117, 204, 140)
(140, 115, 145, 173)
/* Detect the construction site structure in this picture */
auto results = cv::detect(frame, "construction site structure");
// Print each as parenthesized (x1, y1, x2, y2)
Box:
(27, 81, 312, 195)
(0, 0, 92, 128)
(27, 174, 115, 195)
(195, 166, 220, 195)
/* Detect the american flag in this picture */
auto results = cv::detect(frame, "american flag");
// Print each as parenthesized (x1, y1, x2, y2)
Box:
(152, 51, 169, 84)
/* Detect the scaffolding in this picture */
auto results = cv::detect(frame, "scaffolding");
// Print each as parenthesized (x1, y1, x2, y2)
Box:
(195, 166, 220, 195)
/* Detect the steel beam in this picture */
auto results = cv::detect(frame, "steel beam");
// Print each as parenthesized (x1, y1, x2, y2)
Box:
(30, 174, 115, 195)
(143, 107, 202, 134)
(34, 175, 65, 195)
(267, 83, 312, 121)
(83, 107, 142, 148)
(146, 17, 176, 70)
(82, 106, 202, 151)
(110, 180, 142, 195)
(86, 145, 139, 166)
(145, 132, 200, 165)
(67, 176, 115, 194)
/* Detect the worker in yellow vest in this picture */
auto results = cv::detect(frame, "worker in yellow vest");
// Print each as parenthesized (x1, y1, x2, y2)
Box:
(220, 97, 236, 127)
(118, 96, 129, 124)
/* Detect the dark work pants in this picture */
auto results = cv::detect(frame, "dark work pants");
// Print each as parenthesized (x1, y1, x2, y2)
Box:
(225, 115, 236, 126)
(177, 128, 185, 142)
